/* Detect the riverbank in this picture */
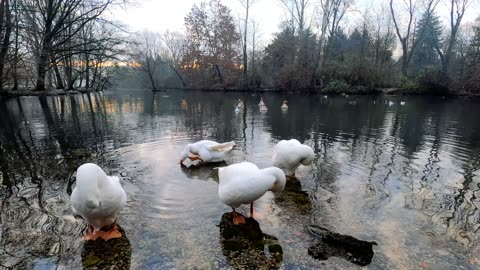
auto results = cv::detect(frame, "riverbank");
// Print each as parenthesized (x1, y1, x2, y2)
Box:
(0, 88, 100, 97)
(153, 86, 480, 97)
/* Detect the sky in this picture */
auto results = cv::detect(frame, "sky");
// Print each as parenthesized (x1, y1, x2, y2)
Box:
(113, 0, 480, 45)
(113, 0, 286, 42)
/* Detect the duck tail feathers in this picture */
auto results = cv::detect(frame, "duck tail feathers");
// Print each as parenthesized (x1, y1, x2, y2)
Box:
(209, 141, 236, 152)
(86, 199, 100, 209)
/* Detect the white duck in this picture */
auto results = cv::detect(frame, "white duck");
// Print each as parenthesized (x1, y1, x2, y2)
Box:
(281, 100, 288, 110)
(259, 103, 268, 112)
(218, 162, 286, 225)
(236, 99, 244, 109)
(180, 140, 235, 165)
(71, 163, 127, 241)
(272, 139, 315, 179)
(258, 97, 265, 106)
(400, 101, 406, 106)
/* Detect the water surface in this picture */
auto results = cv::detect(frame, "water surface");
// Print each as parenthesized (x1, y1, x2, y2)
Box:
(0, 90, 479, 269)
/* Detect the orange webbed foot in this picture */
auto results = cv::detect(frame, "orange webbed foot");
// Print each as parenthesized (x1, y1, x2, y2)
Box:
(98, 227, 122, 241)
(233, 215, 246, 225)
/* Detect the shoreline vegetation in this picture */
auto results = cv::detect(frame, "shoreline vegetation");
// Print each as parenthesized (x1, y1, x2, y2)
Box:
(3, 85, 478, 98)
(1, 1, 480, 99)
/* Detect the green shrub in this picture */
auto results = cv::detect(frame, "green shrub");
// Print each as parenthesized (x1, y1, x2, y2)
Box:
(323, 79, 351, 93)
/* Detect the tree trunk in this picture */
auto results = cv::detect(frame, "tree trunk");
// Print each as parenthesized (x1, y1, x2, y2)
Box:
(148, 72, 157, 90)
(12, 0, 18, 90)
(170, 65, 187, 87)
(85, 53, 90, 88)
(0, 0, 12, 91)
(53, 61, 64, 89)
(242, 0, 249, 90)
(91, 62, 99, 88)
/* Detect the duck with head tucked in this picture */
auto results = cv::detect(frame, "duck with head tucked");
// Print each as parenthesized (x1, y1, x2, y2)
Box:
(258, 97, 265, 107)
(180, 140, 235, 166)
(218, 162, 286, 225)
(272, 139, 315, 180)
(71, 163, 127, 241)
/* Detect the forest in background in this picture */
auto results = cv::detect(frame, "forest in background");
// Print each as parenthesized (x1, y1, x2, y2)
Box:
(1, 0, 480, 95)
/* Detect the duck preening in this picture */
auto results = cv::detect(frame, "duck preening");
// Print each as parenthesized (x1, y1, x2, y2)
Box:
(236, 99, 244, 109)
(258, 97, 265, 106)
(71, 163, 127, 241)
(180, 140, 235, 166)
(272, 139, 315, 179)
(281, 100, 288, 110)
(218, 162, 286, 225)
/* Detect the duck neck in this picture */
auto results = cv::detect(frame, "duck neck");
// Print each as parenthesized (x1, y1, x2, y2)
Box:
(261, 167, 286, 192)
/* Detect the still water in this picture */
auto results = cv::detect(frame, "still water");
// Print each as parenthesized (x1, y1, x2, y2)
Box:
(0, 90, 479, 269)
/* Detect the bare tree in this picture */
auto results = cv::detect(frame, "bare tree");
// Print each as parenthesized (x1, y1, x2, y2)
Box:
(238, 0, 255, 90)
(161, 30, 185, 67)
(132, 31, 163, 90)
(389, 0, 438, 76)
(436, 0, 472, 73)
(328, 0, 353, 38)
(20, 0, 124, 91)
(278, 0, 310, 36)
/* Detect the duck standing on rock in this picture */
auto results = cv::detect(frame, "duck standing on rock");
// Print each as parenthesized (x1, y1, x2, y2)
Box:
(71, 163, 127, 241)
(218, 162, 286, 225)
(180, 140, 236, 166)
(272, 139, 315, 180)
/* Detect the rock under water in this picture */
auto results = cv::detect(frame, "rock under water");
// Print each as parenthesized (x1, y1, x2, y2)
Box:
(81, 226, 132, 270)
(219, 212, 283, 269)
(307, 225, 377, 266)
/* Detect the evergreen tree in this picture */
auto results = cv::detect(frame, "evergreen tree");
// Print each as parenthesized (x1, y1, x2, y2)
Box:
(464, 20, 480, 93)
(412, 12, 443, 72)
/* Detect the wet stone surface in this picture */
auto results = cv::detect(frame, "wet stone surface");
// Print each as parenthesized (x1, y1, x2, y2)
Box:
(219, 212, 283, 269)
(307, 225, 377, 266)
(82, 227, 132, 270)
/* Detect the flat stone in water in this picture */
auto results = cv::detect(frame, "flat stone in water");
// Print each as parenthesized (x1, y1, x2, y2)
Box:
(81, 227, 132, 269)
(307, 225, 377, 266)
(219, 212, 283, 269)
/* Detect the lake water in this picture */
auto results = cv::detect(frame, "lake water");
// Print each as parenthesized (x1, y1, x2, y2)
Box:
(0, 90, 479, 269)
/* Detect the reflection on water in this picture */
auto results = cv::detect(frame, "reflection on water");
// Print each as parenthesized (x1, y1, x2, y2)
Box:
(0, 90, 479, 269)
(180, 161, 225, 182)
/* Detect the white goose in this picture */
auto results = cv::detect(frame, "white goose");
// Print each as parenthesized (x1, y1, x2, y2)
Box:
(71, 163, 127, 241)
(258, 97, 265, 106)
(272, 139, 315, 179)
(281, 100, 288, 110)
(236, 99, 244, 109)
(259, 103, 268, 112)
(218, 162, 286, 224)
(180, 140, 235, 165)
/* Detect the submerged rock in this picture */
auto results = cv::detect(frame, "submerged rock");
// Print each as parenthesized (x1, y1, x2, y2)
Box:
(219, 212, 283, 269)
(307, 225, 377, 266)
(273, 178, 312, 214)
(81, 226, 132, 270)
